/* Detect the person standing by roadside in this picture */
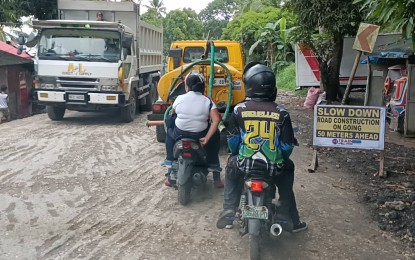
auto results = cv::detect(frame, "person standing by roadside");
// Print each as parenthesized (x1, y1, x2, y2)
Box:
(0, 85, 9, 123)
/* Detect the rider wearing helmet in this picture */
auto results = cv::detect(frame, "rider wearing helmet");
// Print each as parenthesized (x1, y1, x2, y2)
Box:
(163, 70, 224, 188)
(216, 62, 307, 232)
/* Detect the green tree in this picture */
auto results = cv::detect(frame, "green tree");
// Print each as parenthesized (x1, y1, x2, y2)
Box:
(163, 8, 203, 53)
(239, 0, 284, 13)
(144, 0, 167, 17)
(354, 0, 415, 49)
(289, 0, 364, 101)
(0, 0, 57, 23)
(141, 8, 163, 27)
(199, 0, 241, 39)
(222, 7, 295, 62)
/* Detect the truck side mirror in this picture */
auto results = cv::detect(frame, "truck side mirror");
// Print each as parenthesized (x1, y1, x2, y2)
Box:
(168, 48, 182, 69)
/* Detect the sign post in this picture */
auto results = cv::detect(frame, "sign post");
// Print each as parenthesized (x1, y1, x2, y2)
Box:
(312, 105, 386, 176)
(341, 23, 380, 105)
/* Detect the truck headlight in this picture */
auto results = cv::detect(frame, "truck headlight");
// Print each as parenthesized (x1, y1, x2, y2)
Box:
(101, 85, 118, 91)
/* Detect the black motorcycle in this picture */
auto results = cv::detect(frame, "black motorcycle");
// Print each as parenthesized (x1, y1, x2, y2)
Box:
(237, 171, 289, 260)
(169, 138, 209, 205)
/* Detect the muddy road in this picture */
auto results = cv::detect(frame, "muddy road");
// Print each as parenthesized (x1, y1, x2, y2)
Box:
(0, 109, 412, 259)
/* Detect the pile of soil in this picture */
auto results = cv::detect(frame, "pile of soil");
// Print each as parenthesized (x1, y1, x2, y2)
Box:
(277, 91, 415, 248)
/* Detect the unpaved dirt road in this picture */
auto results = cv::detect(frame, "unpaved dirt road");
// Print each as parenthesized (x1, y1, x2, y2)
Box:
(0, 109, 413, 260)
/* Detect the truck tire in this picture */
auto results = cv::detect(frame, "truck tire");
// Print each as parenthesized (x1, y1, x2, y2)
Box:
(156, 125, 166, 143)
(47, 106, 65, 121)
(121, 91, 136, 123)
(141, 82, 158, 112)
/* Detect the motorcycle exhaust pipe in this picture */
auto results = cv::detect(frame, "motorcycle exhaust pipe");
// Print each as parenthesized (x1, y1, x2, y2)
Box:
(270, 223, 283, 237)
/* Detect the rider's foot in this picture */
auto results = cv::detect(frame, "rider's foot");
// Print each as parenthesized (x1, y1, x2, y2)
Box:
(213, 180, 224, 188)
(292, 221, 308, 233)
(161, 160, 172, 168)
(216, 209, 235, 229)
(164, 179, 171, 187)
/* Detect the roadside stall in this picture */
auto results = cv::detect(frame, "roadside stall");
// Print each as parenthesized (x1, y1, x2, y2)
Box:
(363, 36, 414, 136)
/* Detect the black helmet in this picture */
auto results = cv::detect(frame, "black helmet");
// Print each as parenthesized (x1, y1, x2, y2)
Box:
(185, 70, 205, 93)
(243, 63, 276, 100)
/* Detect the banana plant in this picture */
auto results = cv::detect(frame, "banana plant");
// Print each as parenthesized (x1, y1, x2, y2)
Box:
(249, 17, 296, 68)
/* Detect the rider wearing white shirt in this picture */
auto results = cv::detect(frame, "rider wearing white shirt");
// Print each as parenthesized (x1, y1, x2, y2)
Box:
(163, 71, 224, 188)
(173, 91, 216, 132)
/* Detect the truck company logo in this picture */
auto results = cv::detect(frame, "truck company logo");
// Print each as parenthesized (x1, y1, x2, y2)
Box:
(63, 63, 92, 76)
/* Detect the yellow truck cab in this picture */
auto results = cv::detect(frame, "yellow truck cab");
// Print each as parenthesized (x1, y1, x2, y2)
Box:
(148, 40, 246, 142)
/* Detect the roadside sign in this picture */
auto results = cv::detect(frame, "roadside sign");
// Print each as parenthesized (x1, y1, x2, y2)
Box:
(353, 23, 380, 53)
(313, 105, 385, 150)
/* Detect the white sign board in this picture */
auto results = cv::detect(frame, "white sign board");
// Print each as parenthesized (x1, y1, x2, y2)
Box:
(313, 105, 385, 150)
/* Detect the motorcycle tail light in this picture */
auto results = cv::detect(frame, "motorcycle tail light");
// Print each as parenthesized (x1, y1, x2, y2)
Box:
(182, 152, 192, 157)
(248, 180, 264, 192)
(152, 104, 162, 112)
(182, 140, 192, 149)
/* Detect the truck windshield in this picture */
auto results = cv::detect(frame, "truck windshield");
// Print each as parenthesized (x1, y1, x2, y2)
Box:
(183, 47, 229, 63)
(38, 29, 121, 62)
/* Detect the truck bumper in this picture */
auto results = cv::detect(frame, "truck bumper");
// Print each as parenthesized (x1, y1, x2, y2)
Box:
(34, 90, 126, 107)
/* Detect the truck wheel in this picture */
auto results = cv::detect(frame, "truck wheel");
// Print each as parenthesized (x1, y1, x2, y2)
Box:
(121, 91, 136, 123)
(47, 106, 65, 121)
(156, 125, 166, 143)
(141, 82, 158, 112)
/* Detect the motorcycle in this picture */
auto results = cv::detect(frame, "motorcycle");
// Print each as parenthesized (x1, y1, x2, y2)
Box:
(237, 171, 289, 260)
(169, 138, 210, 205)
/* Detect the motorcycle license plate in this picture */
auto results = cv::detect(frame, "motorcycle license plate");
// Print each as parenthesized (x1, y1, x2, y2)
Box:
(242, 205, 268, 220)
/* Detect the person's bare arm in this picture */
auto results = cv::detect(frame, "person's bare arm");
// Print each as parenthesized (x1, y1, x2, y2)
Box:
(200, 108, 221, 145)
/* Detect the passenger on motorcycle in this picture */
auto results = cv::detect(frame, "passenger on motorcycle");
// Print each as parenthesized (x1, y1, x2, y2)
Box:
(163, 71, 224, 188)
(216, 62, 307, 232)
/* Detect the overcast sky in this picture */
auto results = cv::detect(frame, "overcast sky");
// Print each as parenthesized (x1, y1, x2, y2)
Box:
(140, 0, 214, 14)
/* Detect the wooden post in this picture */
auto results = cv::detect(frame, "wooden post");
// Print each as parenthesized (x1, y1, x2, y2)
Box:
(308, 148, 319, 173)
(341, 51, 362, 105)
(378, 150, 386, 178)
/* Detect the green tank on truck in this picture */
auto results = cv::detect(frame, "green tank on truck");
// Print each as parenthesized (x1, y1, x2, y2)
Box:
(29, 0, 162, 122)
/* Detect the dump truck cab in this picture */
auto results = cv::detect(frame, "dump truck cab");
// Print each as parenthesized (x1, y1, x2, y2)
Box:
(147, 40, 246, 142)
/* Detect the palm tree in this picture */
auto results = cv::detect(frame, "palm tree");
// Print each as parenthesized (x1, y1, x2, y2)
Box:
(144, 0, 166, 17)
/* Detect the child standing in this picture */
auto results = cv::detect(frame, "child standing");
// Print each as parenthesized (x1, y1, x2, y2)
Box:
(0, 85, 9, 123)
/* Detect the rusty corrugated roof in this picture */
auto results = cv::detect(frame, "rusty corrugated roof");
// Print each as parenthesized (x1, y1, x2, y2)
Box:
(0, 41, 32, 65)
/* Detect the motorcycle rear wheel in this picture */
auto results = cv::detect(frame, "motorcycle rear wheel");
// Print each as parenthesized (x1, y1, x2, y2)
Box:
(249, 234, 260, 260)
(178, 181, 192, 205)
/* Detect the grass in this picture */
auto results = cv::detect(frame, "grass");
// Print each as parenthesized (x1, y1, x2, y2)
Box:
(276, 63, 308, 96)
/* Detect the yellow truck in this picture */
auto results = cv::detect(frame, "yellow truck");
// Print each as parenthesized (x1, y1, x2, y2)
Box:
(147, 40, 246, 142)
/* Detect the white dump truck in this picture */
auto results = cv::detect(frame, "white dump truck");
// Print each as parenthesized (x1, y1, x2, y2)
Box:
(29, 0, 163, 122)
